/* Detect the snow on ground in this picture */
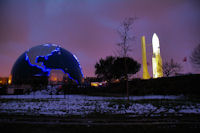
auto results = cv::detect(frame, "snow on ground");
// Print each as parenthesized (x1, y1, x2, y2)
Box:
(0, 94, 183, 100)
(0, 94, 200, 116)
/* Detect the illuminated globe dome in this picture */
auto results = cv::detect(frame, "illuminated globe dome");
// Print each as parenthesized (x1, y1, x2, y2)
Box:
(11, 44, 83, 84)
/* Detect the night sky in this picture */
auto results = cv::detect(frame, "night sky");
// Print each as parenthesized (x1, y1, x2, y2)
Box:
(0, 0, 200, 78)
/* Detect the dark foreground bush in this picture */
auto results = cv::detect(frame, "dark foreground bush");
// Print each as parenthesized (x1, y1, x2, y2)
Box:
(68, 74, 200, 96)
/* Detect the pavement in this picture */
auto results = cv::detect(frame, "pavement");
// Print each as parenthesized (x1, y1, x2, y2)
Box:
(1, 114, 200, 133)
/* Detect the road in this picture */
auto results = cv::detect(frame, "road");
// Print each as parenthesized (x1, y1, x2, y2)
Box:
(0, 114, 200, 133)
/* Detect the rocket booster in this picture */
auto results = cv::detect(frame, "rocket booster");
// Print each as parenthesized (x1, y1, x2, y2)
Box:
(141, 36, 151, 79)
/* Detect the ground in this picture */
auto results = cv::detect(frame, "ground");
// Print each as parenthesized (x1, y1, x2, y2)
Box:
(0, 94, 200, 132)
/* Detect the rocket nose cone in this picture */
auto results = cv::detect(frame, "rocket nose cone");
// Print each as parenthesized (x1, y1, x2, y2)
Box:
(152, 33, 160, 53)
(153, 33, 158, 40)
(152, 33, 159, 45)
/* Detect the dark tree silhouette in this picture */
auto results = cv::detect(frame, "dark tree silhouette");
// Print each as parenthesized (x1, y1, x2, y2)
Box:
(95, 56, 116, 81)
(162, 59, 182, 77)
(116, 17, 137, 101)
(113, 57, 141, 79)
(30, 76, 48, 97)
(95, 56, 140, 82)
(190, 44, 200, 69)
(62, 74, 68, 99)
(62, 74, 74, 99)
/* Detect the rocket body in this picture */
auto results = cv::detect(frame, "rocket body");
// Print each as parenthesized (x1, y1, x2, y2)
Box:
(152, 33, 163, 78)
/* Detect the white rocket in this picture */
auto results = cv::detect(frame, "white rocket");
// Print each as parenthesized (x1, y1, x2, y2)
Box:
(152, 33, 160, 54)
(152, 33, 163, 78)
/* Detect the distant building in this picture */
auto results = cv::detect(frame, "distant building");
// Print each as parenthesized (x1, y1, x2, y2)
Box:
(0, 77, 8, 85)
(7, 85, 31, 94)
(83, 77, 107, 87)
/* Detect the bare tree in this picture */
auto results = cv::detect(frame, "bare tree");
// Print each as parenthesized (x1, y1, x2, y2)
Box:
(163, 59, 182, 77)
(117, 17, 136, 57)
(190, 44, 200, 69)
(116, 17, 137, 101)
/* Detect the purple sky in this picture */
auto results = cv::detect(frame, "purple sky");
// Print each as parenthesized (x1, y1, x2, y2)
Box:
(0, 0, 200, 78)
